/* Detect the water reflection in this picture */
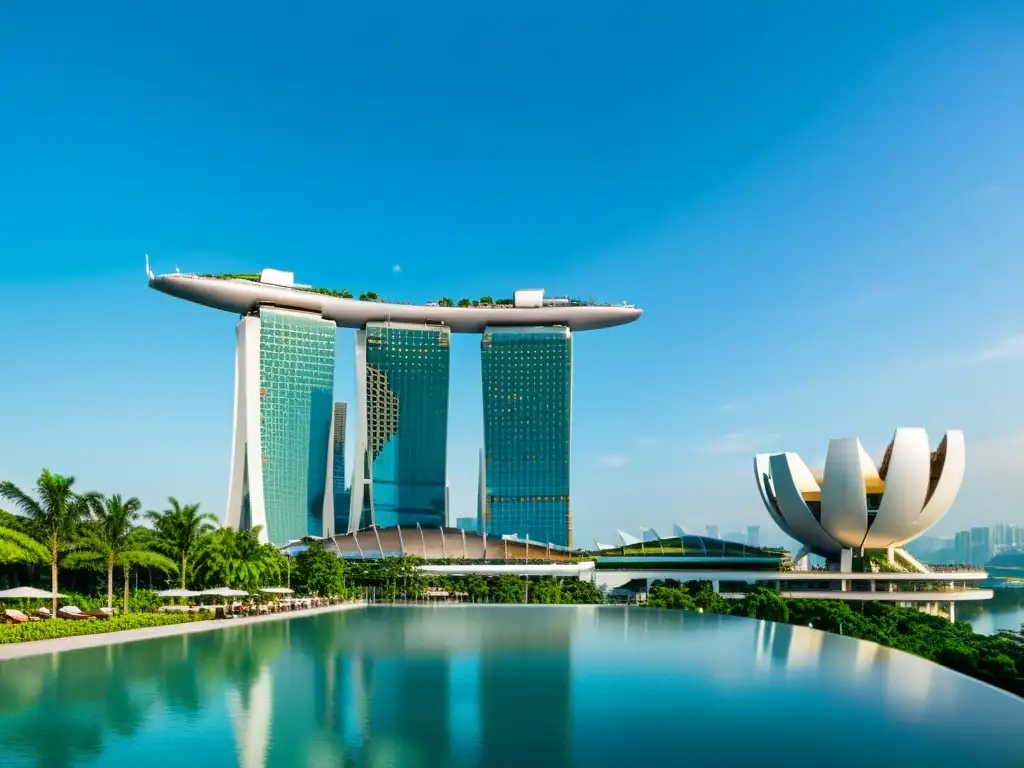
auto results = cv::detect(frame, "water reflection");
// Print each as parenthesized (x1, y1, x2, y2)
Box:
(0, 606, 1022, 767)
(960, 586, 1024, 635)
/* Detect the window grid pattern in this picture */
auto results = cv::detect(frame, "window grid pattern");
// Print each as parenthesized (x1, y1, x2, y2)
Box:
(257, 308, 336, 544)
(365, 323, 450, 528)
(480, 327, 572, 548)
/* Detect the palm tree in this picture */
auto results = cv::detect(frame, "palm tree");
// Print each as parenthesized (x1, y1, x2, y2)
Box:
(192, 526, 286, 593)
(115, 539, 178, 613)
(64, 495, 177, 611)
(146, 498, 217, 589)
(0, 470, 97, 615)
(0, 515, 49, 565)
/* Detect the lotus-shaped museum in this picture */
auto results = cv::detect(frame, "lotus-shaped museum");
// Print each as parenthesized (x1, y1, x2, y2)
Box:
(754, 428, 965, 560)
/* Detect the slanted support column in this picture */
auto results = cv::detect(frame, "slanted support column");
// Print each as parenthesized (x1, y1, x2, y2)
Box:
(712, 580, 721, 593)
(791, 545, 811, 571)
(948, 602, 956, 623)
(886, 546, 896, 566)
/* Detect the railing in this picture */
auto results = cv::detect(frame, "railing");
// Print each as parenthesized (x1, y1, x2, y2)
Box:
(924, 564, 989, 573)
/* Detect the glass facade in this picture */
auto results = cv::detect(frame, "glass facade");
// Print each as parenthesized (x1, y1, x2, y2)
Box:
(363, 322, 450, 528)
(332, 402, 349, 535)
(480, 326, 572, 548)
(256, 308, 336, 544)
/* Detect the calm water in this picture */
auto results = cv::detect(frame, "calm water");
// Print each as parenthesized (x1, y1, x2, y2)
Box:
(1, 606, 1022, 767)
(961, 586, 1024, 635)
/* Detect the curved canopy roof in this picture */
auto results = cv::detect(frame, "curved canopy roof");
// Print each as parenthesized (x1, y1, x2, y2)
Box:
(149, 273, 642, 333)
(291, 526, 575, 561)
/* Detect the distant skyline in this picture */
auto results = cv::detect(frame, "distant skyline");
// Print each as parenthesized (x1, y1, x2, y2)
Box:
(1, 2, 1022, 545)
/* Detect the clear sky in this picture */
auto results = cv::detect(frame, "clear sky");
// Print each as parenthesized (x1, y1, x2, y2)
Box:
(1, 2, 1022, 547)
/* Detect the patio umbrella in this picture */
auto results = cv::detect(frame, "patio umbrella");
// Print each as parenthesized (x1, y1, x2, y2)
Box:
(156, 589, 203, 598)
(261, 587, 294, 594)
(201, 588, 250, 597)
(0, 587, 64, 599)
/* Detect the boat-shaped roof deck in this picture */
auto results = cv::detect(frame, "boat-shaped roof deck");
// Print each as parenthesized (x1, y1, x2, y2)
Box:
(149, 272, 642, 332)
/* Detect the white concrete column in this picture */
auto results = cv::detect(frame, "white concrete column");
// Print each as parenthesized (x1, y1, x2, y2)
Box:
(840, 548, 853, 572)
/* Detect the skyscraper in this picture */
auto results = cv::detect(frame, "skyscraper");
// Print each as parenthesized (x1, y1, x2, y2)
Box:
(746, 525, 760, 548)
(954, 530, 972, 564)
(970, 526, 993, 565)
(329, 402, 349, 536)
(349, 322, 451, 530)
(226, 307, 336, 544)
(705, 524, 719, 540)
(480, 326, 572, 548)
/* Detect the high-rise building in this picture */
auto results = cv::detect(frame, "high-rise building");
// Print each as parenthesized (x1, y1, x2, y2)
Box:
(970, 526, 993, 566)
(455, 517, 478, 533)
(954, 530, 971, 564)
(993, 523, 1022, 553)
(705, 524, 719, 540)
(349, 322, 451, 530)
(329, 402, 349, 536)
(480, 326, 572, 548)
(746, 525, 760, 548)
(226, 307, 336, 544)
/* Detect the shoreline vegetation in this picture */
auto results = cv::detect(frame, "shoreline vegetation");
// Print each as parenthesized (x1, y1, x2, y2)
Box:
(642, 579, 1024, 698)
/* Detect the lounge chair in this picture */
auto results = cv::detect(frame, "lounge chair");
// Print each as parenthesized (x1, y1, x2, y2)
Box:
(35, 607, 52, 619)
(57, 606, 94, 620)
(81, 608, 113, 619)
(3, 609, 37, 624)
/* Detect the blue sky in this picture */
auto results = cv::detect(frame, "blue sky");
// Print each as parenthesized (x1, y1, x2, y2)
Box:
(1, 2, 1022, 546)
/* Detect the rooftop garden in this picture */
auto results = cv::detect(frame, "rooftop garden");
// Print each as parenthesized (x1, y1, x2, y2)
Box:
(203, 274, 619, 307)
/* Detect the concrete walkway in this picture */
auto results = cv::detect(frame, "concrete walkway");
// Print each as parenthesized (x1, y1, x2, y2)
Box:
(0, 601, 366, 661)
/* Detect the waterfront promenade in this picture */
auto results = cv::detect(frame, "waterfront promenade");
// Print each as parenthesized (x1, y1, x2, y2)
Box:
(0, 601, 366, 661)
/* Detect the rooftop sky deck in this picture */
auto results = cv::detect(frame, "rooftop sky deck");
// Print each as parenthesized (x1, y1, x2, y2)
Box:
(148, 266, 642, 333)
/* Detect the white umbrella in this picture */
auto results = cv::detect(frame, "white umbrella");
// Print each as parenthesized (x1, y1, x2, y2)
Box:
(261, 587, 294, 594)
(0, 587, 64, 599)
(157, 589, 203, 598)
(201, 588, 250, 597)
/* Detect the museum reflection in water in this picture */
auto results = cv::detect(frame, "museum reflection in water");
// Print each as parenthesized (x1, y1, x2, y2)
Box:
(1, 606, 1022, 767)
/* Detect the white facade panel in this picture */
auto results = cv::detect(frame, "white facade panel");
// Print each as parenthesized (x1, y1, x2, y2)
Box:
(862, 428, 931, 549)
(513, 289, 544, 308)
(897, 430, 966, 545)
(348, 330, 370, 533)
(819, 438, 869, 546)
(258, 268, 294, 287)
(768, 453, 843, 555)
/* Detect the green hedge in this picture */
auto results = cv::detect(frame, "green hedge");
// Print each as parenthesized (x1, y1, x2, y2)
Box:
(0, 612, 214, 644)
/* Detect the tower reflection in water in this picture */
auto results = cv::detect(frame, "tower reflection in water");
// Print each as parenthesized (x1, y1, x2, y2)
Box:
(273, 606, 577, 767)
